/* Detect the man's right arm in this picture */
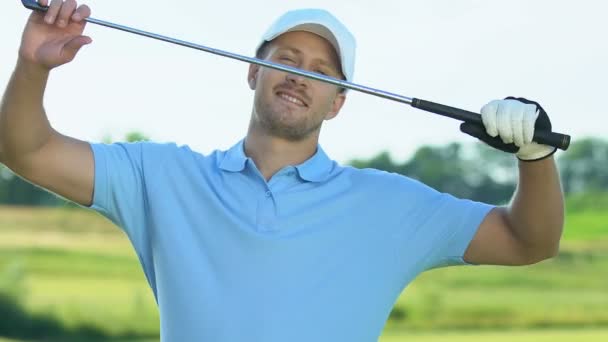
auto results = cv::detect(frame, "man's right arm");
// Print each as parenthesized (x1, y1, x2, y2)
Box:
(0, 0, 94, 206)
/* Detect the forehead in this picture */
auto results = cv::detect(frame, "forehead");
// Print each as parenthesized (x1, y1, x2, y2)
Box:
(270, 31, 340, 67)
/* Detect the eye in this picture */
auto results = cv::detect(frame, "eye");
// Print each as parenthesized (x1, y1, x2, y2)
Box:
(315, 70, 328, 76)
(279, 56, 295, 63)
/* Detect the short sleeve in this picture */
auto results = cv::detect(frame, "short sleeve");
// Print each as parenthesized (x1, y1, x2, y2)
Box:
(386, 174, 494, 271)
(421, 192, 494, 269)
(88, 141, 205, 298)
(88, 142, 150, 260)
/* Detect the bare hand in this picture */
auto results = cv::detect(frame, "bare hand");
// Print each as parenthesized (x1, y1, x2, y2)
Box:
(19, 0, 92, 71)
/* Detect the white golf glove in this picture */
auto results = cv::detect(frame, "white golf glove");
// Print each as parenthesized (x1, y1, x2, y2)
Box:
(461, 97, 557, 161)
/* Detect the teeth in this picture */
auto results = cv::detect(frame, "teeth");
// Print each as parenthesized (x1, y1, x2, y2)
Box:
(279, 93, 305, 106)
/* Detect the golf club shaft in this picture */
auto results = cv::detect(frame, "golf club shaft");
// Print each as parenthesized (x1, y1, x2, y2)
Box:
(89, 19, 416, 105)
(21, 0, 570, 150)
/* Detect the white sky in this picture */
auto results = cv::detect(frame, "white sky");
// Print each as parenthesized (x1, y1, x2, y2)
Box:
(1, 0, 606, 164)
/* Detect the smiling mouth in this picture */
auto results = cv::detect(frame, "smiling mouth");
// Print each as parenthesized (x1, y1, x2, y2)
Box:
(276, 92, 308, 107)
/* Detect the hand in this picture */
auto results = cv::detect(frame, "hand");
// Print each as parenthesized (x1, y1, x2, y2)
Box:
(19, 0, 92, 71)
(460, 97, 557, 161)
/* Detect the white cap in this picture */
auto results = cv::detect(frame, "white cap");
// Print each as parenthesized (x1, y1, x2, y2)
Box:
(256, 9, 356, 82)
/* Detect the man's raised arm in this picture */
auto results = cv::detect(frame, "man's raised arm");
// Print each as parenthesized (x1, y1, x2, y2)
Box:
(0, 0, 94, 206)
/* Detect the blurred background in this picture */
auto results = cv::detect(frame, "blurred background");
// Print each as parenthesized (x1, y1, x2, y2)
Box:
(1, 134, 607, 342)
(1, 0, 607, 341)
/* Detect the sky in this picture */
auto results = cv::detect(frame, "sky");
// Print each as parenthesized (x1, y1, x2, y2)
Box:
(1, 0, 606, 164)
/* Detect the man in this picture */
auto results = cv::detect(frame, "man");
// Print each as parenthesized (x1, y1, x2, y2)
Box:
(0, 1, 564, 341)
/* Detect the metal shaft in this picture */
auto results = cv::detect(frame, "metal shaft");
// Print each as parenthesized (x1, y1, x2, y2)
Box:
(85, 16, 414, 105)
(20, 0, 571, 150)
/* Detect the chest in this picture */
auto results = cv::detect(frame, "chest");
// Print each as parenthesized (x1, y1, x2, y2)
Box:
(146, 171, 430, 341)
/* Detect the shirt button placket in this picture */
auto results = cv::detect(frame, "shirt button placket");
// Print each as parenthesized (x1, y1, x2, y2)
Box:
(257, 189, 276, 231)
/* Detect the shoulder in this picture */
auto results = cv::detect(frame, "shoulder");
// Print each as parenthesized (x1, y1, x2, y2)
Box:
(340, 165, 437, 192)
(90, 140, 186, 157)
(134, 141, 219, 162)
(333, 165, 446, 207)
(91, 141, 221, 170)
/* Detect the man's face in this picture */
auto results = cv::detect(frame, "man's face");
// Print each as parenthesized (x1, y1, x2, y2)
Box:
(248, 31, 346, 141)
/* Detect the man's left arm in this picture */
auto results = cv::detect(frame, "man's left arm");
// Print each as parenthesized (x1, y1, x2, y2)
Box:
(461, 98, 565, 266)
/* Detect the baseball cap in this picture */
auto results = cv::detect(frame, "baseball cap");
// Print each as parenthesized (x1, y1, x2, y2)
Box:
(256, 9, 356, 82)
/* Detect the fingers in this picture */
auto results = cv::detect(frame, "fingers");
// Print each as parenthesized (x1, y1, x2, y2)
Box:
(480, 99, 539, 147)
(522, 106, 539, 145)
(43, 0, 89, 26)
(496, 102, 515, 144)
(44, 0, 62, 24)
(480, 100, 500, 137)
(510, 105, 525, 146)
(62, 35, 93, 61)
(57, 0, 77, 28)
(72, 4, 91, 22)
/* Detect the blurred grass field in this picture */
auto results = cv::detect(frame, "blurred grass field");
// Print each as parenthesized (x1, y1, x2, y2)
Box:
(0, 330, 607, 342)
(379, 329, 608, 341)
(2, 329, 608, 342)
(0, 194, 607, 340)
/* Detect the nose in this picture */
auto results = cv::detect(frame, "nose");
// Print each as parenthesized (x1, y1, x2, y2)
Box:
(285, 71, 308, 88)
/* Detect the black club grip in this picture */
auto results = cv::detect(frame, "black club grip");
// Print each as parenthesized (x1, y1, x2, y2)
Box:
(411, 98, 570, 151)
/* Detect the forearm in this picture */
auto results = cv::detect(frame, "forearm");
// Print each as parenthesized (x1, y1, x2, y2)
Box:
(507, 156, 564, 258)
(0, 59, 54, 165)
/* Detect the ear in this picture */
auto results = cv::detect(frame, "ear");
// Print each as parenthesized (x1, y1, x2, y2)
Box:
(248, 64, 260, 90)
(324, 92, 347, 121)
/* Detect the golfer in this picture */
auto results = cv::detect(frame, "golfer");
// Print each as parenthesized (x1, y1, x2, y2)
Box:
(0, 1, 564, 341)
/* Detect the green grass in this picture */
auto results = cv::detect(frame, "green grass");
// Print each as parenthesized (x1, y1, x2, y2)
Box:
(380, 328, 608, 342)
(0, 206, 158, 338)
(0, 197, 607, 339)
(2, 329, 608, 342)
(563, 211, 608, 240)
(385, 249, 608, 330)
(563, 192, 608, 240)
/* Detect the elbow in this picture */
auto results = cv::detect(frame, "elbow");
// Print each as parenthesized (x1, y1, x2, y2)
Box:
(537, 244, 560, 263)
(511, 218, 564, 266)
(522, 241, 561, 265)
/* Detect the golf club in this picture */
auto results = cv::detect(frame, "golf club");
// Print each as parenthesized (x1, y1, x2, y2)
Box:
(21, 0, 570, 150)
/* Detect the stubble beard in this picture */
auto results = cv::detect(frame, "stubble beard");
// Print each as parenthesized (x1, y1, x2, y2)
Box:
(254, 95, 323, 142)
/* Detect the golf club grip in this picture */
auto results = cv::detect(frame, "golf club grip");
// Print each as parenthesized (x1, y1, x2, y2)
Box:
(411, 98, 570, 151)
(22, 0, 48, 12)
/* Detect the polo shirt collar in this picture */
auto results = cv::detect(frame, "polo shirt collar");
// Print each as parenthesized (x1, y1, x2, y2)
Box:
(295, 144, 333, 183)
(219, 139, 334, 183)
(219, 139, 249, 172)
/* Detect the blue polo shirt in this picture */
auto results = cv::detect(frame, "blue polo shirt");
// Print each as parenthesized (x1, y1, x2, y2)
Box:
(89, 139, 492, 341)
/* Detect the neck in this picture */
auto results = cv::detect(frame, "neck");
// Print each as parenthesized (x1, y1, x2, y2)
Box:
(244, 123, 319, 181)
